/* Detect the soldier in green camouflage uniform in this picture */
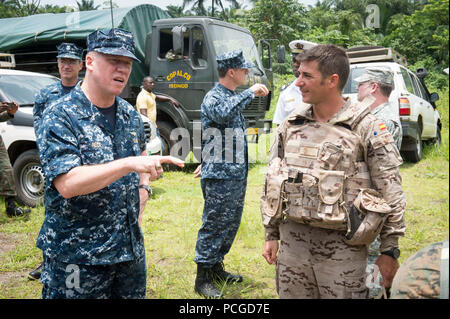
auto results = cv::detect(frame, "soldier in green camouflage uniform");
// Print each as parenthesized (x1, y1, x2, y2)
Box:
(355, 66, 403, 298)
(391, 240, 449, 299)
(0, 101, 31, 217)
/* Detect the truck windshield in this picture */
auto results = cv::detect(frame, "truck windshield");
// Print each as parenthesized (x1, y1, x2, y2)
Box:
(0, 74, 58, 105)
(209, 24, 264, 73)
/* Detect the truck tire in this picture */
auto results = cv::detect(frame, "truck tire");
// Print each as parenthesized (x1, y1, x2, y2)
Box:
(434, 125, 441, 148)
(403, 126, 423, 163)
(12, 149, 44, 207)
(157, 121, 176, 156)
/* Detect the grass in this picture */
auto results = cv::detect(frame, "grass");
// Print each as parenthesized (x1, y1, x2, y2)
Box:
(0, 86, 448, 299)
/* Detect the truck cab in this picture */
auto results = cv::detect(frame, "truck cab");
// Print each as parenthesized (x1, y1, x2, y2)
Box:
(145, 17, 273, 160)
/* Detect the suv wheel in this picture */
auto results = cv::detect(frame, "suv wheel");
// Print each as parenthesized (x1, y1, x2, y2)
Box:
(434, 125, 441, 148)
(403, 126, 423, 163)
(13, 149, 44, 207)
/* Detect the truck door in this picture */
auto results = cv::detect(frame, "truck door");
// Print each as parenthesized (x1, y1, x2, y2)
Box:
(151, 25, 214, 126)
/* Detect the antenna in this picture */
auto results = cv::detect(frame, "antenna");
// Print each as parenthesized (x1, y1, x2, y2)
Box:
(110, 0, 114, 28)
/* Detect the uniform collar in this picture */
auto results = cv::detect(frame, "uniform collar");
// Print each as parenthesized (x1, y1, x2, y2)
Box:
(73, 83, 130, 123)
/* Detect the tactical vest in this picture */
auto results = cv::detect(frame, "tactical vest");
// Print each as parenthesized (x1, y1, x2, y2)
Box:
(262, 98, 393, 245)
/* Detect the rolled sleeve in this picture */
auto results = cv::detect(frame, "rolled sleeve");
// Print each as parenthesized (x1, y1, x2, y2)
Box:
(37, 108, 81, 185)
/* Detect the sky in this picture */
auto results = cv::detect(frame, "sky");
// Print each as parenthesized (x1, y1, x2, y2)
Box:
(38, 0, 317, 11)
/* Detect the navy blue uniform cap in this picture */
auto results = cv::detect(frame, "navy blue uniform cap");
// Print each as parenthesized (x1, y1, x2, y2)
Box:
(56, 42, 83, 60)
(216, 50, 254, 70)
(87, 28, 140, 62)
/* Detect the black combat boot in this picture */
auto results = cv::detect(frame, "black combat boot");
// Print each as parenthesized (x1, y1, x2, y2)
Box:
(212, 262, 243, 283)
(28, 262, 43, 281)
(194, 264, 223, 299)
(5, 197, 30, 217)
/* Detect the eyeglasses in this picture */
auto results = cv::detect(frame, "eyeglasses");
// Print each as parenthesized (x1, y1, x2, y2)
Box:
(357, 81, 373, 88)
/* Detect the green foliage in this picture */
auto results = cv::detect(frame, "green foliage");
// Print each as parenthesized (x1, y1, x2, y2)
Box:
(383, 0, 449, 67)
(77, 0, 100, 11)
(246, 0, 309, 47)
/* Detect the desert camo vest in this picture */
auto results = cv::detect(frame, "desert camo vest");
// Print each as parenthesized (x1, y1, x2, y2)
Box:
(262, 97, 392, 245)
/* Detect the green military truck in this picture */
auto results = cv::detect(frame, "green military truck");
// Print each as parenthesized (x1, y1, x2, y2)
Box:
(0, 4, 277, 161)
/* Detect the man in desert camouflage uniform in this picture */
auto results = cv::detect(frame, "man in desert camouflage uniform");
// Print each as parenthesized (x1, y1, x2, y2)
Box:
(29, 42, 84, 281)
(391, 239, 449, 299)
(261, 44, 406, 299)
(193, 50, 269, 299)
(0, 101, 31, 217)
(35, 28, 183, 299)
(355, 66, 403, 298)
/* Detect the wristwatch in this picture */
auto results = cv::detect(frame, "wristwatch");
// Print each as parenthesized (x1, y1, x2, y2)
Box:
(381, 247, 400, 259)
(139, 184, 152, 196)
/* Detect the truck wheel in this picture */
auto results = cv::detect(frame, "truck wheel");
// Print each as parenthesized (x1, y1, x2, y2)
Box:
(403, 126, 423, 163)
(157, 121, 177, 156)
(12, 149, 44, 207)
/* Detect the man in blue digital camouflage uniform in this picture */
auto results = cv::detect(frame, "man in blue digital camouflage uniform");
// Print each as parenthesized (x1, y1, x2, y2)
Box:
(29, 42, 84, 281)
(35, 28, 183, 299)
(193, 50, 269, 298)
(33, 42, 83, 133)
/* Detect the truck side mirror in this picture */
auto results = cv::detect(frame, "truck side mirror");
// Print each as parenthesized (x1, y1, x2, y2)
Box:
(144, 32, 152, 67)
(276, 45, 286, 63)
(171, 26, 186, 57)
(430, 92, 439, 103)
(415, 67, 428, 79)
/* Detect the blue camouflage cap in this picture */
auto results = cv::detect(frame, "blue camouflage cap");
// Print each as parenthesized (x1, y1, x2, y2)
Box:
(87, 28, 140, 62)
(216, 50, 254, 70)
(56, 42, 83, 60)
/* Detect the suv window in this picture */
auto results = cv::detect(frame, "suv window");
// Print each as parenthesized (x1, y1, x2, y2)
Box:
(400, 68, 416, 95)
(0, 74, 58, 105)
(412, 75, 428, 100)
(343, 67, 365, 94)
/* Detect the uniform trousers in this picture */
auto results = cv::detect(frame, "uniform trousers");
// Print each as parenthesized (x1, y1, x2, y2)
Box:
(0, 136, 16, 197)
(194, 178, 247, 267)
(41, 254, 146, 299)
(276, 219, 369, 299)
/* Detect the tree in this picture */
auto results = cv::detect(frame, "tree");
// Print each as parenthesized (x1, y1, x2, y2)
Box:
(38, 4, 69, 14)
(182, 0, 207, 15)
(384, 0, 449, 67)
(166, 5, 186, 18)
(102, 1, 118, 10)
(246, 0, 309, 45)
(76, 0, 100, 11)
(1, 0, 40, 17)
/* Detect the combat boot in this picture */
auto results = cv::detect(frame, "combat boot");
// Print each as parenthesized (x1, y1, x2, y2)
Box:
(28, 262, 43, 281)
(5, 197, 30, 217)
(212, 262, 243, 283)
(194, 264, 223, 299)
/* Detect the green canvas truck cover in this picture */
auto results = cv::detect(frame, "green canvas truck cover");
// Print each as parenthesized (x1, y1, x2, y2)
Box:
(0, 4, 170, 87)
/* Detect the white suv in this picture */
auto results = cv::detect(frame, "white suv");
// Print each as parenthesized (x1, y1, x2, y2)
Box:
(343, 48, 441, 163)
(0, 68, 161, 207)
